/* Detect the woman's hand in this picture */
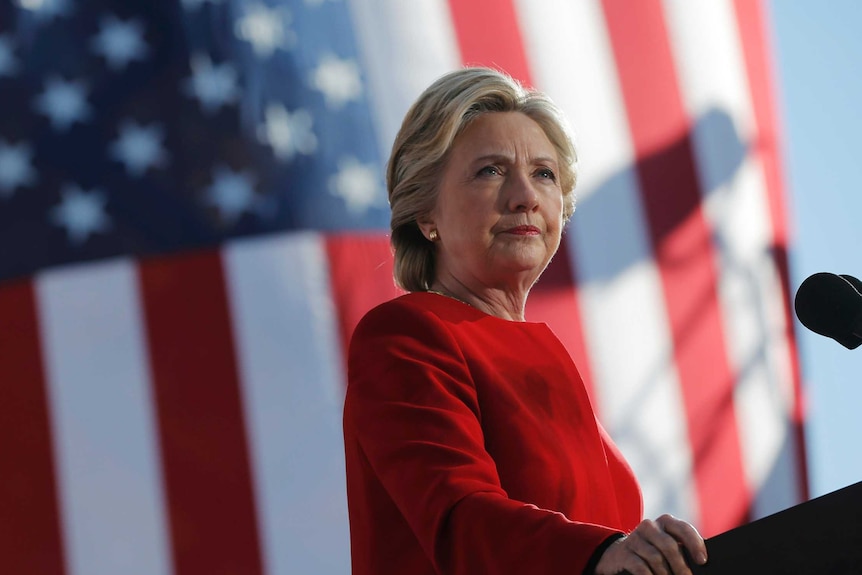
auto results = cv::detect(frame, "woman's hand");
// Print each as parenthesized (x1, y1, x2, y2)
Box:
(594, 514, 707, 575)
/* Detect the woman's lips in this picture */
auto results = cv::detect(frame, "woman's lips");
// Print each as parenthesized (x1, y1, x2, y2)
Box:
(505, 225, 541, 235)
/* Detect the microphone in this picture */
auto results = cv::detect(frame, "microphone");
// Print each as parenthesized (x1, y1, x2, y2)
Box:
(794, 272, 862, 349)
(840, 273, 862, 293)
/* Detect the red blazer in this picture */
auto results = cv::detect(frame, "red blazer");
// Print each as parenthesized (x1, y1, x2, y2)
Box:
(343, 292, 642, 574)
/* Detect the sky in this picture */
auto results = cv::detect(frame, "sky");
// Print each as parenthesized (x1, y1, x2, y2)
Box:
(771, 0, 862, 498)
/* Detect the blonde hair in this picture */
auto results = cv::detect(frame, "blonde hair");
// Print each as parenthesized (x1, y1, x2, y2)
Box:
(388, 67, 578, 292)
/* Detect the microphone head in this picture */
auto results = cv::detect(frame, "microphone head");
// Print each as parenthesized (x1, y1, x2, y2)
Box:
(795, 272, 862, 349)
(840, 273, 862, 293)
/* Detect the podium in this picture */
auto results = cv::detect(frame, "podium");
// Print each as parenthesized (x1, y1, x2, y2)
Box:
(689, 481, 862, 574)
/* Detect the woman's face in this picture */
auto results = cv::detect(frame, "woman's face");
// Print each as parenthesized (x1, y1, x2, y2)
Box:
(423, 111, 564, 290)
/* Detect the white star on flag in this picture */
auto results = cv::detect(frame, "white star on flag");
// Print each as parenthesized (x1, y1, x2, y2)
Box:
(184, 54, 240, 114)
(0, 35, 19, 77)
(233, 2, 296, 58)
(14, 0, 73, 22)
(91, 14, 149, 71)
(109, 120, 169, 176)
(206, 166, 259, 224)
(0, 140, 37, 198)
(49, 184, 112, 245)
(33, 76, 92, 131)
(256, 104, 317, 161)
(310, 54, 362, 109)
(328, 156, 381, 214)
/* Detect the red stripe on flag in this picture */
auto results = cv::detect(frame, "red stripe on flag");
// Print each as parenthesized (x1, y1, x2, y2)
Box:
(325, 234, 401, 359)
(446, 0, 533, 85)
(601, 0, 750, 535)
(0, 279, 67, 574)
(733, 0, 809, 501)
(138, 251, 263, 575)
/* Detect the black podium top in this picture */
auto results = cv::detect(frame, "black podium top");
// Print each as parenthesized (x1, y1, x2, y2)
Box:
(690, 481, 862, 574)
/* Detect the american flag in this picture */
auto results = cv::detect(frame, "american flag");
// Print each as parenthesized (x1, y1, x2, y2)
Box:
(0, 0, 807, 573)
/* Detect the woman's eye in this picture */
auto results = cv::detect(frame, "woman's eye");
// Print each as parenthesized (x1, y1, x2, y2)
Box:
(537, 168, 556, 181)
(478, 165, 501, 176)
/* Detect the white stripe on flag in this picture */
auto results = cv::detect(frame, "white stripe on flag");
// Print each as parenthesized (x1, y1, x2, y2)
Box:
(348, 0, 461, 163)
(663, 0, 800, 518)
(224, 232, 350, 575)
(516, 0, 699, 524)
(36, 260, 172, 575)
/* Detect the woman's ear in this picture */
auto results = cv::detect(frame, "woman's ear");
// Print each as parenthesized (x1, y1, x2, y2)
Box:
(416, 218, 437, 242)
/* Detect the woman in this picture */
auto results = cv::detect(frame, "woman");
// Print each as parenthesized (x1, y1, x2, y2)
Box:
(342, 67, 707, 575)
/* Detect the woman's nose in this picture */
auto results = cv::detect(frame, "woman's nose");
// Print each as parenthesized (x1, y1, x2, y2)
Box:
(506, 171, 540, 213)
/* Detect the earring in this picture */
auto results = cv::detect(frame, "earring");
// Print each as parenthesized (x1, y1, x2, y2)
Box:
(429, 229, 438, 241)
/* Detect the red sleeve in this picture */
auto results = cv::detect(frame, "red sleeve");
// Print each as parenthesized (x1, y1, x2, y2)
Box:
(599, 423, 644, 529)
(343, 300, 624, 574)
